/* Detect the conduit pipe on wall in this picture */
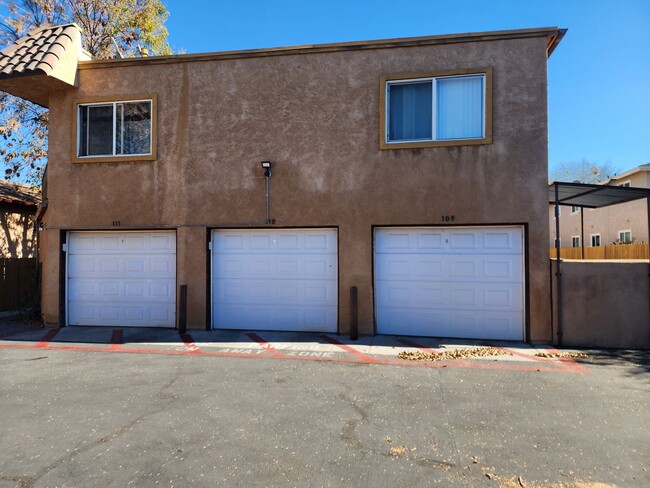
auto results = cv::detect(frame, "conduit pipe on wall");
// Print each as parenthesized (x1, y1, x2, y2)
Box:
(554, 183, 563, 346)
(261, 160, 273, 225)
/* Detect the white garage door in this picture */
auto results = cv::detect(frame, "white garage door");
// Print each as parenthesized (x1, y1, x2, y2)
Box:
(375, 227, 524, 340)
(212, 229, 338, 332)
(67, 231, 176, 327)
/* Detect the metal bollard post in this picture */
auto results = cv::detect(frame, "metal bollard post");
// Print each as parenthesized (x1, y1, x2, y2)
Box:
(178, 284, 187, 334)
(350, 286, 358, 341)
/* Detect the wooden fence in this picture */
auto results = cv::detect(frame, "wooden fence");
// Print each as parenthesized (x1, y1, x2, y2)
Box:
(550, 243, 650, 260)
(1, 258, 38, 312)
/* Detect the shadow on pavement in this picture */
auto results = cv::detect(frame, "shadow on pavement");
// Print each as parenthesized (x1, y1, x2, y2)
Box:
(578, 348, 650, 378)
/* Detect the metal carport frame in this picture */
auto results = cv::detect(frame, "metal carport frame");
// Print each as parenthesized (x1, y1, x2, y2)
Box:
(550, 181, 650, 345)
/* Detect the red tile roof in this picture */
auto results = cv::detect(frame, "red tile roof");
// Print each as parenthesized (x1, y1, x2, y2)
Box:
(0, 180, 41, 206)
(0, 23, 81, 77)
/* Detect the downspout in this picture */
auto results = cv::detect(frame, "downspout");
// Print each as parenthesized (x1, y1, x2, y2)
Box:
(33, 200, 48, 319)
(554, 183, 563, 346)
(580, 208, 584, 259)
(647, 195, 650, 344)
(265, 171, 271, 225)
(33, 200, 48, 268)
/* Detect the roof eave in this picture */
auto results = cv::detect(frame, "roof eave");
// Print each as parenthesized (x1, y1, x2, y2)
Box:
(546, 28, 567, 58)
(78, 26, 568, 70)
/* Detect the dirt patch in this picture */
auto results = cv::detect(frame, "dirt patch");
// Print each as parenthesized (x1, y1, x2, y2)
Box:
(397, 347, 511, 362)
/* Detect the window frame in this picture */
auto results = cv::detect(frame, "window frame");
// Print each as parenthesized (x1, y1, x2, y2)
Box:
(571, 205, 580, 213)
(379, 67, 493, 150)
(72, 94, 157, 163)
(571, 236, 580, 248)
(618, 229, 632, 244)
(618, 180, 632, 188)
(590, 233, 601, 247)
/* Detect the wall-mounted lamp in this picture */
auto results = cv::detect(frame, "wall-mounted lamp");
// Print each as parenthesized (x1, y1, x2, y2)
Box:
(261, 160, 272, 177)
(261, 160, 272, 223)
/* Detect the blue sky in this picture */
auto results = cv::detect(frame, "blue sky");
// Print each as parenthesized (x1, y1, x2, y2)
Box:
(163, 0, 650, 176)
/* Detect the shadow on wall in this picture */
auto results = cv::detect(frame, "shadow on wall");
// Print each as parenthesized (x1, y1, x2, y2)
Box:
(1, 211, 35, 258)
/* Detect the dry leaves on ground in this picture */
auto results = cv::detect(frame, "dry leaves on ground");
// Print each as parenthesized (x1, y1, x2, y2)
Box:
(389, 445, 407, 456)
(535, 352, 588, 359)
(397, 347, 511, 362)
(481, 470, 616, 488)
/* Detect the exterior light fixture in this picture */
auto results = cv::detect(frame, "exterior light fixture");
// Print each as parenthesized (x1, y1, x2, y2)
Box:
(261, 161, 272, 223)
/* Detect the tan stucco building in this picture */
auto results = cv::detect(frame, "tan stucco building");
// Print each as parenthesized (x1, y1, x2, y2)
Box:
(0, 24, 566, 342)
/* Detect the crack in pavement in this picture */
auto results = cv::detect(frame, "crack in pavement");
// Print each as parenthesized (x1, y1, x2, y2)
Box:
(436, 368, 470, 487)
(6, 368, 183, 488)
(338, 391, 456, 479)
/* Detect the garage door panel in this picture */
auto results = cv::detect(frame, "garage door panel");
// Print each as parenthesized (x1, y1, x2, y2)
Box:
(214, 279, 337, 306)
(69, 255, 175, 279)
(376, 228, 521, 255)
(68, 300, 175, 327)
(215, 254, 337, 280)
(376, 255, 521, 283)
(215, 304, 336, 332)
(214, 230, 337, 254)
(212, 229, 337, 332)
(69, 279, 174, 301)
(376, 306, 522, 340)
(375, 227, 524, 340)
(67, 231, 176, 328)
(376, 282, 445, 307)
(377, 281, 522, 311)
(374, 229, 446, 253)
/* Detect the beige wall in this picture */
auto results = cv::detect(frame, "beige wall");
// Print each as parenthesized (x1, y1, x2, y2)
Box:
(1, 204, 36, 258)
(551, 261, 650, 349)
(42, 36, 553, 340)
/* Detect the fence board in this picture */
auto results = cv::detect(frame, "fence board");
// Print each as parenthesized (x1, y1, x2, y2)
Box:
(550, 243, 649, 260)
(1, 258, 38, 312)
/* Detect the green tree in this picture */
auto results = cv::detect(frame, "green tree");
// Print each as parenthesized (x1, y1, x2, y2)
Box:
(0, 0, 171, 183)
(550, 159, 620, 184)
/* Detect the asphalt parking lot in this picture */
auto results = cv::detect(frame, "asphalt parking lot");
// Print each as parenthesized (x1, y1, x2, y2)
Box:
(0, 323, 648, 488)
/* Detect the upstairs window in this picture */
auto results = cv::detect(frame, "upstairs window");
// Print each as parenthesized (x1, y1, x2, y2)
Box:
(590, 234, 601, 247)
(380, 69, 492, 149)
(75, 97, 155, 161)
(571, 236, 580, 248)
(618, 230, 632, 244)
(618, 181, 631, 188)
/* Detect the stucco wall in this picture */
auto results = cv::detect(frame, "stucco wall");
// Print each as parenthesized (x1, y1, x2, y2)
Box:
(1, 204, 36, 258)
(551, 261, 650, 349)
(42, 35, 552, 340)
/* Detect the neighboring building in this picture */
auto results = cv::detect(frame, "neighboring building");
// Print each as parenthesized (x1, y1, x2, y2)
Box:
(0, 24, 565, 342)
(549, 164, 650, 248)
(0, 180, 40, 258)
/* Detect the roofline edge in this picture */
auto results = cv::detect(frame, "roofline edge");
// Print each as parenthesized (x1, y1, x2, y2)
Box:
(77, 26, 566, 70)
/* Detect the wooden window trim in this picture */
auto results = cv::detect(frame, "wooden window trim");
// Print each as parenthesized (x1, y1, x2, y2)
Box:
(379, 67, 493, 150)
(71, 94, 157, 164)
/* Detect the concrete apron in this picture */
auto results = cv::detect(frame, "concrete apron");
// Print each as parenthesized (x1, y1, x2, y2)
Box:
(0, 326, 589, 374)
